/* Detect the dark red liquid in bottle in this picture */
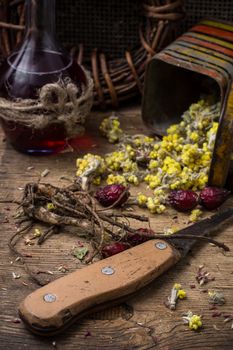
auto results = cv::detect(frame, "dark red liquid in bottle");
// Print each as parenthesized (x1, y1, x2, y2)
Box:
(0, 50, 87, 154)
(0, 0, 87, 155)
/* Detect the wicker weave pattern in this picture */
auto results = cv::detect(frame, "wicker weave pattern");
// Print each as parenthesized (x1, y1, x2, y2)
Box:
(56, 0, 142, 58)
(0, 0, 185, 108)
(183, 0, 233, 30)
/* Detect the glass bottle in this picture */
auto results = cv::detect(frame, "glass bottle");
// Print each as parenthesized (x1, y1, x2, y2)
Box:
(0, 0, 87, 155)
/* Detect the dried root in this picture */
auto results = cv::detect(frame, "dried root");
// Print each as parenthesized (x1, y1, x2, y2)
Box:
(13, 182, 149, 261)
(9, 182, 228, 285)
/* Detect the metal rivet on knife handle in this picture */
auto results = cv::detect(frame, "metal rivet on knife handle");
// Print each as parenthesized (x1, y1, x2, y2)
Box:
(43, 294, 57, 303)
(155, 242, 167, 250)
(101, 266, 115, 275)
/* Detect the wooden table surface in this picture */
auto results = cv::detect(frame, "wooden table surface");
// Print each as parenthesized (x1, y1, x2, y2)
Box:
(0, 105, 233, 350)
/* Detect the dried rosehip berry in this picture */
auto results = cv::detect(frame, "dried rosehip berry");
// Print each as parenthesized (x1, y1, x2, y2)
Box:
(199, 187, 230, 210)
(95, 184, 130, 207)
(126, 228, 155, 246)
(102, 242, 130, 258)
(168, 190, 198, 212)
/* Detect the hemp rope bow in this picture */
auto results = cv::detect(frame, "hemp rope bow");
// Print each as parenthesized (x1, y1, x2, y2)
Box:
(0, 69, 94, 138)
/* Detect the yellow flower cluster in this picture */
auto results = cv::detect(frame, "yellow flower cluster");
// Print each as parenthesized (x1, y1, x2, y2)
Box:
(47, 203, 55, 210)
(160, 133, 184, 152)
(177, 289, 187, 299)
(164, 226, 178, 235)
(137, 189, 167, 214)
(76, 154, 106, 186)
(146, 197, 166, 214)
(144, 174, 161, 189)
(144, 101, 219, 192)
(76, 154, 106, 177)
(99, 115, 123, 143)
(137, 193, 148, 206)
(126, 174, 139, 185)
(34, 228, 41, 237)
(183, 311, 202, 330)
(173, 283, 187, 299)
(189, 209, 202, 222)
(105, 151, 137, 172)
(132, 136, 154, 147)
(167, 282, 187, 309)
(189, 314, 202, 330)
(76, 100, 220, 215)
(162, 156, 182, 175)
(106, 174, 127, 186)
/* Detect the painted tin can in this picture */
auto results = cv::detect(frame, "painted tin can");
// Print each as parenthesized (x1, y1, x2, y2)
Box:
(142, 19, 233, 188)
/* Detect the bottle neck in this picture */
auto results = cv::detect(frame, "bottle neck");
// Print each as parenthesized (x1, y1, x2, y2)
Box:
(25, 0, 56, 37)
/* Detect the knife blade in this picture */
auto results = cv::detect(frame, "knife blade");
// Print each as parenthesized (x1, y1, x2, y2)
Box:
(18, 207, 233, 336)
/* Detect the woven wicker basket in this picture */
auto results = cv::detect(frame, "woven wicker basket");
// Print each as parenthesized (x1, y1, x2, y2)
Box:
(182, 0, 233, 30)
(0, 0, 185, 109)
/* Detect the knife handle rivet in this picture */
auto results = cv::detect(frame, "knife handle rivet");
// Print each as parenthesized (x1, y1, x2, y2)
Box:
(155, 242, 167, 250)
(43, 293, 57, 303)
(101, 266, 115, 275)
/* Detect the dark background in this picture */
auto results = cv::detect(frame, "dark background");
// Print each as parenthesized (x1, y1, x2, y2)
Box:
(55, 0, 233, 58)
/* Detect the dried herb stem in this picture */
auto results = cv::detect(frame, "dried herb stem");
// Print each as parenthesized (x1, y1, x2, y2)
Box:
(0, 199, 21, 205)
(37, 225, 60, 245)
(103, 212, 149, 221)
(8, 222, 33, 256)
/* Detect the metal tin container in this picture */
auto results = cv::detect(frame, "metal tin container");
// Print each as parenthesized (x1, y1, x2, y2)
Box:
(142, 19, 233, 188)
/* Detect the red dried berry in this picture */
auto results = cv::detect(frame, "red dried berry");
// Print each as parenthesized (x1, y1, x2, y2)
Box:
(168, 190, 198, 212)
(199, 187, 230, 210)
(126, 228, 155, 246)
(95, 184, 130, 207)
(102, 242, 130, 258)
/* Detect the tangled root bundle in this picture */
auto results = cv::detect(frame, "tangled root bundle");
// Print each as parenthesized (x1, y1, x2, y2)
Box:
(8, 181, 229, 286)
(14, 182, 149, 259)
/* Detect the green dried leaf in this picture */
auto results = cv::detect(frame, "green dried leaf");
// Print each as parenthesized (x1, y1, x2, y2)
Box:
(73, 247, 89, 260)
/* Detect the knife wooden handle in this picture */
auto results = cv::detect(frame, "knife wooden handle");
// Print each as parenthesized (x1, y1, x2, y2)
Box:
(18, 239, 180, 335)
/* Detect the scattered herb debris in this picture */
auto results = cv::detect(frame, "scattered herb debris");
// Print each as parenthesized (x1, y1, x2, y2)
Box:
(41, 169, 50, 178)
(182, 311, 202, 331)
(208, 291, 226, 305)
(73, 247, 89, 260)
(12, 272, 21, 279)
(12, 318, 21, 324)
(223, 314, 233, 329)
(196, 265, 215, 286)
(84, 330, 92, 338)
(165, 283, 187, 310)
(58, 265, 69, 273)
(34, 228, 41, 237)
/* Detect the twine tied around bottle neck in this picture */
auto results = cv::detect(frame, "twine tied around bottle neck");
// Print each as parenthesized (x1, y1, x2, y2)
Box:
(0, 69, 94, 138)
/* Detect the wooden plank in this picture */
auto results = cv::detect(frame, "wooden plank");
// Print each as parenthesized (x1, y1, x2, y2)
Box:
(0, 106, 233, 349)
